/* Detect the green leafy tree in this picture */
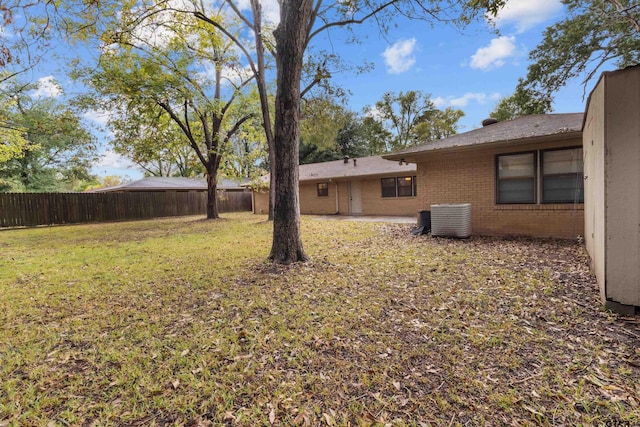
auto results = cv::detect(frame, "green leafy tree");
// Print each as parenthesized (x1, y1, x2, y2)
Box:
(300, 96, 352, 152)
(202, 0, 505, 263)
(519, 0, 640, 107)
(81, 175, 131, 191)
(299, 139, 341, 164)
(356, 116, 393, 155)
(82, 6, 256, 219)
(335, 116, 381, 158)
(46, 0, 505, 262)
(490, 80, 551, 121)
(221, 104, 269, 180)
(367, 91, 464, 151)
(299, 96, 377, 163)
(0, 107, 33, 164)
(109, 110, 203, 178)
(299, 99, 392, 163)
(415, 106, 465, 142)
(0, 81, 96, 192)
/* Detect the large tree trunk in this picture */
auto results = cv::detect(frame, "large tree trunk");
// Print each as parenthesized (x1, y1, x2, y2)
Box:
(205, 169, 219, 219)
(268, 0, 313, 264)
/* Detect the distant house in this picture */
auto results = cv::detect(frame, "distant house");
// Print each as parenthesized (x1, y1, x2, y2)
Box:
(90, 176, 252, 214)
(91, 176, 249, 193)
(384, 113, 585, 239)
(252, 155, 418, 216)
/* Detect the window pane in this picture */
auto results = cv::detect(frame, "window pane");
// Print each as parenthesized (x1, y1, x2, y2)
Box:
(397, 176, 414, 197)
(317, 182, 328, 197)
(498, 178, 535, 203)
(499, 153, 535, 178)
(544, 148, 583, 175)
(542, 148, 584, 203)
(543, 175, 584, 203)
(381, 178, 396, 198)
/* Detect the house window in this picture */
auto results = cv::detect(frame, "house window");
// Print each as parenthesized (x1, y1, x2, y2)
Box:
(496, 152, 536, 204)
(542, 148, 584, 203)
(381, 178, 397, 198)
(317, 182, 329, 197)
(381, 176, 417, 198)
(496, 147, 583, 204)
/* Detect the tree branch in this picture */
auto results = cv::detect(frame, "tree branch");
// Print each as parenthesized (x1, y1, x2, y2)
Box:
(223, 0, 254, 29)
(221, 74, 255, 116)
(308, 0, 402, 41)
(192, 11, 260, 83)
(157, 100, 207, 167)
(300, 77, 321, 99)
(225, 114, 254, 143)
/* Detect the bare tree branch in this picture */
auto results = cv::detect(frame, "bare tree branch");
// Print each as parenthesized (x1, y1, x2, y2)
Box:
(308, 0, 402, 41)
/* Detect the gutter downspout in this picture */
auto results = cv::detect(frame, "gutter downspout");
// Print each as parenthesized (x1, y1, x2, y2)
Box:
(335, 181, 340, 214)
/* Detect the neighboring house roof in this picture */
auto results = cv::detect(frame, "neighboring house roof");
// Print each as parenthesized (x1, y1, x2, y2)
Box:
(300, 155, 416, 181)
(91, 177, 248, 192)
(252, 155, 417, 186)
(383, 113, 584, 162)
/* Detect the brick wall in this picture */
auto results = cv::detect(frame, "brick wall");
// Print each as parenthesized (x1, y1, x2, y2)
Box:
(300, 182, 339, 214)
(359, 178, 418, 216)
(299, 178, 418, 216)
(417, 137, 584, 239)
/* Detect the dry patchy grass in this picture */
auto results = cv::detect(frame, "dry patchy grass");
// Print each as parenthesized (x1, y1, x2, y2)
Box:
(1, 213, 639, 426)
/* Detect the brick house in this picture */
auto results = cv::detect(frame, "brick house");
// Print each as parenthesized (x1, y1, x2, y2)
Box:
(252, 155, 418, 216)
(383, 113, 585, 239)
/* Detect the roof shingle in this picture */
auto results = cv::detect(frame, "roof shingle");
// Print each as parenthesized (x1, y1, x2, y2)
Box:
(298, 155, 416, 182)
(383, 113, 584, 161)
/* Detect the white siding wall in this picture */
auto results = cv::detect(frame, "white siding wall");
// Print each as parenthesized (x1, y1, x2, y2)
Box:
(584, 66, 640, 309)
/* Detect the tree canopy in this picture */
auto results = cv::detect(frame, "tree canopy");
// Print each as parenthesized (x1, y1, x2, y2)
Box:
(367, 91, 464, 151)
(0, 80, 96, 192)
(11, 0, 507, 262)
(517, 0, 640, 108)
(80, 4, 258, 218)
(489, 80, 550, 121)
(198, 0, 505, 263)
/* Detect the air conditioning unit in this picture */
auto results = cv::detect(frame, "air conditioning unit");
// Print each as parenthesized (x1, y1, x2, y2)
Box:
(430, 203, 472, 238)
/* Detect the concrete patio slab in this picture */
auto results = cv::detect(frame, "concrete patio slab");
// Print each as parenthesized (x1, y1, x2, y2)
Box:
(310, 215, 417, 224)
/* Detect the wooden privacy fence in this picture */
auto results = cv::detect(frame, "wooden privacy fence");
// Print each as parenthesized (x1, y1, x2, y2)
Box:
(0, 191, 252, 228)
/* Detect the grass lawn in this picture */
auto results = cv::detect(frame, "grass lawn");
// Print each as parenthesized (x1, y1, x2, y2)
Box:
(1, 212, 639, 426)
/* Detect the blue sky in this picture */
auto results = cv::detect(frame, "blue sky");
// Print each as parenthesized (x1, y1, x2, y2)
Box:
(317, 0, 589, 128)
(11, 0, 606, 180)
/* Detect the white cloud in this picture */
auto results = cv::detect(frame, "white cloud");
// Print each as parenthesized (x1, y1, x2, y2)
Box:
(236, 0, 280, 24)
(489, 0, 563, 33)
(224, 63, 254, 86)
(131, 0, 200, 49)
(470, 36, 516, 71)
(199, 60, 254, 88)
(365, 105, 383, 120)
(83, 109, 111, 126)
(432, 96, 446, 108)
(97, 150, 136, 169)
(449, 92, 500, 107)
(435, 92, 501, 108)
(30, 76, 62, 99)
(0, 25, 13, 40)
(382, 38, 417, 74)
(261, 0, 280, 24)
